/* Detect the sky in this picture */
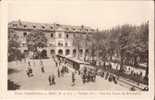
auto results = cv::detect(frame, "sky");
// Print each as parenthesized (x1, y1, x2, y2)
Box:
(8, 1, 153, 30)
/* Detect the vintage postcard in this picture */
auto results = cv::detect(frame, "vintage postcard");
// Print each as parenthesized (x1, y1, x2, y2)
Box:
(0, 0, 154, 100)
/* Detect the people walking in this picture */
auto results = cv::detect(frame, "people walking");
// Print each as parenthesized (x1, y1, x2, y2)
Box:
(57, 68, 60, 78)
(27, 67, 33, 77)
(40, 60, 45, 73)
(28, 61, 31, 66)
(72, 72, 75, 86)
(48, 75, 52, 86)
(41, 66, 45, 73)
(82, 74, 86, 84)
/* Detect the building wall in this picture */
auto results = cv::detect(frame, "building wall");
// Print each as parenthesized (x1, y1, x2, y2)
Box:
(8, 21, 94, 60)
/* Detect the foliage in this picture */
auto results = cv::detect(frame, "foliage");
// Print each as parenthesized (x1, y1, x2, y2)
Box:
(8, 31, 22, 61)
(88, 22, 149, 76)
(26, 30, 47, 52)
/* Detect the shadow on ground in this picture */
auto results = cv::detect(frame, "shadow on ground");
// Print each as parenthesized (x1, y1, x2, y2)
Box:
(8, 80, 20, 90)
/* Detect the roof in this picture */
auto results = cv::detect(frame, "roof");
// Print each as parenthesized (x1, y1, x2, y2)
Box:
(8, 20, 96, 33)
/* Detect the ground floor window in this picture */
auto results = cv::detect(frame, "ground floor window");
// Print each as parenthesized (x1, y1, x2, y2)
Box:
(79, 49, 83, 56)
(66, 49, 70, 55)
(85, 49, 89, 55)
(73, 49, 76, 57)
(50, 49, 55, 55)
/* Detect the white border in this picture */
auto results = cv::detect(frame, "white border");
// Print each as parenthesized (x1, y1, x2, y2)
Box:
(0, 0, 154, 100)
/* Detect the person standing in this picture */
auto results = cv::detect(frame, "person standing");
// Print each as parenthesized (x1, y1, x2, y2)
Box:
(52, 74, 56, 85)
(82, 74, 86, 84)
(72, 72, 75, 86)
(40, 60, 45, 73)
(48, 75, 52, 86)
(28, 61, 31, 66)
(28, 67, 33, 77)
(41, 66, 45, 73)
(57, 68, 60, 78)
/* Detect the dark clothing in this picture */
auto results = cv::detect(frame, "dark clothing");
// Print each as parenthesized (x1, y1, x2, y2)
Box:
(41, 67, 45, 73)
(52, 75, 56, 85)
(72, 73, 75, 85)
(48, 76, 52, 85)
(57, 68, 60, 77)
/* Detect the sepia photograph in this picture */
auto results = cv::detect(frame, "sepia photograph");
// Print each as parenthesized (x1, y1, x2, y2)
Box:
(7, 1, 152, 92)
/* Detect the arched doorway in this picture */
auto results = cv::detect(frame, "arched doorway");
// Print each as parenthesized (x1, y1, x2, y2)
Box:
(73, 49, 76, 57)
(58, 49, 63, 55)
(65, 49, 70, 56)
(50, 49, 55, 55)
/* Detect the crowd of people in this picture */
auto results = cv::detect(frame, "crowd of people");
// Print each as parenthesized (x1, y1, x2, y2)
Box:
(13, 54, 147, 91)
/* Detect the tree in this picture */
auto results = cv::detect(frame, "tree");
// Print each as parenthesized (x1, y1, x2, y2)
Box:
(73, 33, 83, 59)
(26, 30, 47, 58)
(8, 31, 20, 61)
(118, 24, 131, 73)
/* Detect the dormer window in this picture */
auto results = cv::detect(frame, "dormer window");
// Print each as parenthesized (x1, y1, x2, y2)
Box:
(50, 26, 53, 29)
(13, 24, 17, 27)
(42, 26, 45, 29)
(23, 25, 27, 28)
(56, 24, 60, 26)
(33, 25, 36, 28)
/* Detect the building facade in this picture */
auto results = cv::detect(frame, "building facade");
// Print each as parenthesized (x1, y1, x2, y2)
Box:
(8, 20, 96, 60)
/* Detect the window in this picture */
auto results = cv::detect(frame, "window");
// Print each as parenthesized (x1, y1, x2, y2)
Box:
(23, 32, 27, 37)
(65, 42, 68, 47)
(42, 26, 45, 29)
(50, 50, 55, 54)
(51, 33, 53, 38)
(13, 24, 17, 27)
(66, 34, 69, 38)
(58, 49, 63, 55)
(56, 24, 60, 26)
(79, 49, 83, 56)
(65, 49, 70, 55)
(33, 25, 36, 28)
(24, 25, 27, 28)
(66, 28, 69, 30)
(73, 49, 76, 57)
(58, 42, 63, 46)
(59, 33, 62, 38)
(50, 26, 53, 29)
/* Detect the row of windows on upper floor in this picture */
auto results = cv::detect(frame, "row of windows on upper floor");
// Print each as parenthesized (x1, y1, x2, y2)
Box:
(23, 32, 87, 39)
(12, 24, 54, 29)
(23, 32, 69, 38)
(21, 42, 71, 47)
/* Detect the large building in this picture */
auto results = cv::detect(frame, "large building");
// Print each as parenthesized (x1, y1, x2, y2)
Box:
(8, 20, 96, 60)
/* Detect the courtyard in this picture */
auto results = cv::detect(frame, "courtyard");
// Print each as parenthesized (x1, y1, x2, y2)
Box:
(8, 58, 132, 91)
